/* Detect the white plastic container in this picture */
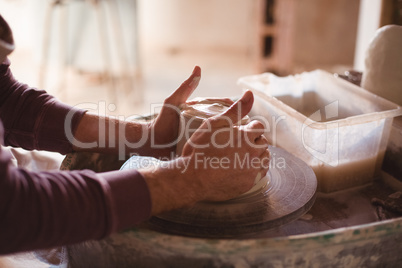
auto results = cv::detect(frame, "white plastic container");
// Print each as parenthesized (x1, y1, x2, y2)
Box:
(238, 70, 402, 192)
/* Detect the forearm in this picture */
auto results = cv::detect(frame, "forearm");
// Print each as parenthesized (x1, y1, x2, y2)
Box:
(0, 162, 151, 255)
(72, 113, 157, 158)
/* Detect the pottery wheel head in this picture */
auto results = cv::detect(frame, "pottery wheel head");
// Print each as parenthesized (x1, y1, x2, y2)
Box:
(121, 146, 317, 238)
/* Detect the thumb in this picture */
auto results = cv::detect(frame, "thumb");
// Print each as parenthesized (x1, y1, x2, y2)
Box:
(165, 66, 201, 106)
(217, 90, 253, 125)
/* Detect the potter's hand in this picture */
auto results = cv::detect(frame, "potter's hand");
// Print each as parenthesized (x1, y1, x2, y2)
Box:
(147, 66, 201, 158)
(181, 90, 270, 201)
(141, 91, 270, 215)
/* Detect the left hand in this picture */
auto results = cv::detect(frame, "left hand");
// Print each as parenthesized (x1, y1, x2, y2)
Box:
(147, 66, 201, 158)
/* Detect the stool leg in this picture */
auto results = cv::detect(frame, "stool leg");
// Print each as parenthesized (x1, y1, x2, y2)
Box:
(131, 0, 143, 103)
(39, 1, 57, 89)
(58, 1, 69, 100)
(107, 0, 132, 96)
(132, 0, 141, 77)
(93, 0, 117, 104)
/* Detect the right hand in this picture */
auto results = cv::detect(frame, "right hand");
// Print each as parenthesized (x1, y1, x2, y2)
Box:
(181, 90, 270, 201)
(141, 91, 270, 214)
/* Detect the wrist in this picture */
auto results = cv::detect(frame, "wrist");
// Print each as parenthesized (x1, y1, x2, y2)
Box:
(133, 122, 176, 159)
(123, 121, 152, 156)
(140, 156, 201, 215)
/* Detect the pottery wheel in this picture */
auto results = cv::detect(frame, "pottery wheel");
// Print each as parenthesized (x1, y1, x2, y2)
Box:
(121, 146, 317, 238)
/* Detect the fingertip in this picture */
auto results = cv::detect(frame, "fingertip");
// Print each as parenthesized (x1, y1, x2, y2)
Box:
(219, 93, 253, 124)
(241, 90, 253, 104)
(247, 120, 265, 130)
(228, 90, 253, 109)
(192, 65, 201, 76)
(232, 90, 253, 117)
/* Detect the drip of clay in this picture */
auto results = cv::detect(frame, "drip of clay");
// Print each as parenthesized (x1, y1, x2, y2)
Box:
(176, 98, 269, 197)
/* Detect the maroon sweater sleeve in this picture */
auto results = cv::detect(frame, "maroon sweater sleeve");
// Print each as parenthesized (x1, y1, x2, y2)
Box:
(0, 59, 84, 154)
(0, 60, 152, 254)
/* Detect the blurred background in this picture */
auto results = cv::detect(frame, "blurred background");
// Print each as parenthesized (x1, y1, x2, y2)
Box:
(1, 0, 401, 116)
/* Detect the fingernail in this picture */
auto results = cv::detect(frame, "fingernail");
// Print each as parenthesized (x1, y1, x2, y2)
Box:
(189, 76, 201, 88)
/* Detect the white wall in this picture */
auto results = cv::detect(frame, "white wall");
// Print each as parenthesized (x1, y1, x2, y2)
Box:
(139, 0, 255, 53)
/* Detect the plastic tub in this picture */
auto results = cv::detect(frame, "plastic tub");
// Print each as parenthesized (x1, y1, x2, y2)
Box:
(238, 70, 402, 192)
